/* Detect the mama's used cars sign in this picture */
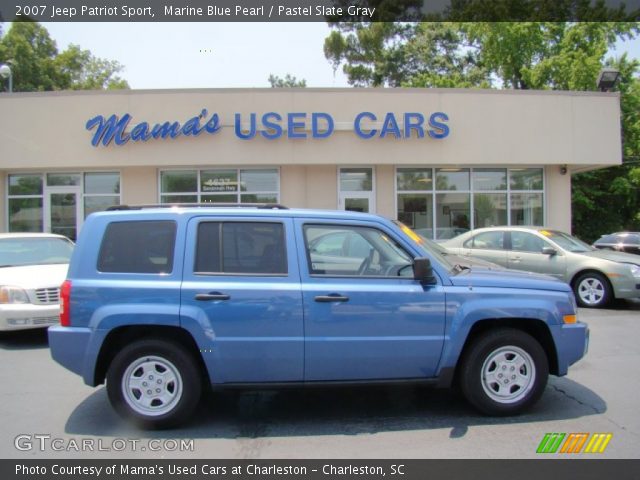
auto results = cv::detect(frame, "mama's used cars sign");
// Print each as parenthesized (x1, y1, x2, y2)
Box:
(85, 109, 450, 147)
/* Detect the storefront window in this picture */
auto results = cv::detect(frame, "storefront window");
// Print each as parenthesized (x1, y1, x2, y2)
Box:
(397, 168, 432, 191)
(398, 194, 433, 237)
(436, 193, 470, 239)
(472, 169, 507, 191)
(47, 173, 81, 187)
(510, 193, 544, 225)
(397, 167, 544, 239)
(510, 168, 543, 190)
(8, 198, 43, 232)
(160, 168, 279, 204)
(9, 174, 42, 196)
(84, 172, 120, 217)
(161, 170, 198, 195)
(474, 193, 507, 228)
(436, 168, 469, 191)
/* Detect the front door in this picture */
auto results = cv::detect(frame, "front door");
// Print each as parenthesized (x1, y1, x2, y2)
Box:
(296, 219, 446, 381)
(44, 187, 82, 241)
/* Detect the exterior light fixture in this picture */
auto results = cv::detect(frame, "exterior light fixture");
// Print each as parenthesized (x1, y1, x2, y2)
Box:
(0, 64, 12, 93)
(596, 68, 620, 92)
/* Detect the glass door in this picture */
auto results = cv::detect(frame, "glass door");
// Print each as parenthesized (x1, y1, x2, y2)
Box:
(338, 167, 375, 213)
(44, 187, 82, 241)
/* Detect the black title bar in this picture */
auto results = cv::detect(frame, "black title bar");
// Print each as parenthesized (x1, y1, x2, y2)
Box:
(3, 459, 640, 480)
(0, 0, 639, 22)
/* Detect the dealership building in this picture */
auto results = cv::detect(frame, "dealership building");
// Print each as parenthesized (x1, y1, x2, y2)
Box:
(0, 88, 621, 241)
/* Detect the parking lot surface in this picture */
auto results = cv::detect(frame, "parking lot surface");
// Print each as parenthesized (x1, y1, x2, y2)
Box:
(1, 301, 638, 459)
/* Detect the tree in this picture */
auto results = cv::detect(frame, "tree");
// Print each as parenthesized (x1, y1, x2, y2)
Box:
(268, 74, 307, 88)
(324, 21, 640, 239)
(0, 20, 128, 92)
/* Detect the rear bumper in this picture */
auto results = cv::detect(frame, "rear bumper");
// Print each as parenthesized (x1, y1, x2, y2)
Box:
(551, 322, 589, 376)
(48, 326, 92, 379)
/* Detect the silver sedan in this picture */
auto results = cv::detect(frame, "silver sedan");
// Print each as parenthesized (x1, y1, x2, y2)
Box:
(442, 226, 640, 308)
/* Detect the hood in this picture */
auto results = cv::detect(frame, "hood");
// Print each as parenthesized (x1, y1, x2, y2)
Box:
(450, 268, 570, 292)
(0, 264, 69, 289)
(579, 249, 640, 265)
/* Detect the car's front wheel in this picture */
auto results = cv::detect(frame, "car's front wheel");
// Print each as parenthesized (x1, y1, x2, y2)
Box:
(459, 328, 548, 416)
(106, 339, 202, 429)
(573, 271, 612, 308)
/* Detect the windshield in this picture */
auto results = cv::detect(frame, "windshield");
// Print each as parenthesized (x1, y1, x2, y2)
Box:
(539, 230, 594, 253)
(0, 237, 74, 267)
(393, 221, 454, 268)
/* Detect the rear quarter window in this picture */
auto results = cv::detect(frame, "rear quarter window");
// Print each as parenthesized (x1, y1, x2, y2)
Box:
(98, 220, 177, 274)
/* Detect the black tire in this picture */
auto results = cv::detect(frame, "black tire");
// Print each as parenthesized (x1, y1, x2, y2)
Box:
(106, 339, 202, 429)
(573, 272, 612, 308)
(459, 328, 548, 416)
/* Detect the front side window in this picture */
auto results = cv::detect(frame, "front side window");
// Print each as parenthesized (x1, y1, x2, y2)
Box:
(195, 222, 287, 275)
(304, 225, 412, 277)
(511, 231, 547, 253)
(98, 221, 176, 274)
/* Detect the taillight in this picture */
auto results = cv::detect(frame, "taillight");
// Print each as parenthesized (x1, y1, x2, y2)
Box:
(60, 280, 71, 327)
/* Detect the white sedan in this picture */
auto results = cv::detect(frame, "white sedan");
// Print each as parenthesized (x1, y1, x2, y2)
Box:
(0, 233, 73, 330)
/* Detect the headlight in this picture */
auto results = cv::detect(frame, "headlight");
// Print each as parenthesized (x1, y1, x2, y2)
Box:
(627, 264, 640, 278)
(0, 286, 29, 304)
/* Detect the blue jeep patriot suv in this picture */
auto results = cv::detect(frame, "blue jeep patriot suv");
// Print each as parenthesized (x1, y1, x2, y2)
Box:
(49, 204, 588, 428)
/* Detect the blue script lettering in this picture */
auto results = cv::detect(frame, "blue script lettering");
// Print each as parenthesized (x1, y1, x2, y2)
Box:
(86, 109, 221, 147)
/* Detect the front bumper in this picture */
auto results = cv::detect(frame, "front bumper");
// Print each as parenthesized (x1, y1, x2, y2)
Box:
(0, 304, 59, 331)
(551, 322, 589, 376)
(609, 274, 640, 300)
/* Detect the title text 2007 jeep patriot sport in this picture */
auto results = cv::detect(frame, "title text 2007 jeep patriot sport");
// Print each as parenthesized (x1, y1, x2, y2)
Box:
(49, 205, 588, 428)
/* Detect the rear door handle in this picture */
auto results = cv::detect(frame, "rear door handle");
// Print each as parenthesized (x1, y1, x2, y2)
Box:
(195, 292, 230, 301)
(314, 294, 349, 303)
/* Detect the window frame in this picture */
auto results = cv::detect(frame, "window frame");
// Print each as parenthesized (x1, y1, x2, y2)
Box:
(97, 220, 177, 275)
(158, 167, 281, 205)
(6, 170, 122, 232)
(302, 223, 415, 279)
(394, 166, 546, 240)
(192, 220, 289, 277)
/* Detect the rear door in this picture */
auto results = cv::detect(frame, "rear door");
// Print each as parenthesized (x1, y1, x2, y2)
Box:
(180, 216, 303, 384)
(296, 219, 446, 381)
(461, 230, 508, 267)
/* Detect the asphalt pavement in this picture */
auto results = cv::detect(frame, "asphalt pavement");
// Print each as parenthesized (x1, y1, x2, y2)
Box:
(0, 300, 638, 459)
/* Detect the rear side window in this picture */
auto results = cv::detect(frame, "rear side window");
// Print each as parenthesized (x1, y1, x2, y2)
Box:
(98, 221, 177, 274)
(195, 222, 287, 275)
(464, 231, 504, 250)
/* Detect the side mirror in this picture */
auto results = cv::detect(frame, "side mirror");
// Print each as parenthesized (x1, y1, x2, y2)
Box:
(542, 246, 557, 256)
(414, 257, 437, 284)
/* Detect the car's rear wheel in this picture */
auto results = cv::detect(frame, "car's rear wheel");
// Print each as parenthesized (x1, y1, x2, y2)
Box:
(573, 272, 611, 308)
(459, 328, 548, 416)
(106, 339, 202, 429)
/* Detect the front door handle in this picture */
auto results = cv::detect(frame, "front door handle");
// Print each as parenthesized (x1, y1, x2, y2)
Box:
(314, 294, 349, 303)
(195, 292, 230, 301)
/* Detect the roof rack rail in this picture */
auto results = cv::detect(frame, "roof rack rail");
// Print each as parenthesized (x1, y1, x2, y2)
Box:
(106, 203, 289, 211)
